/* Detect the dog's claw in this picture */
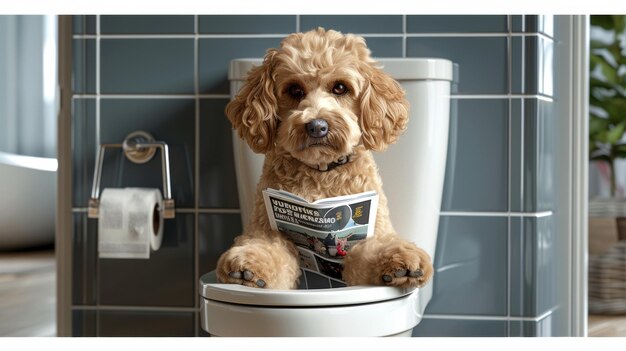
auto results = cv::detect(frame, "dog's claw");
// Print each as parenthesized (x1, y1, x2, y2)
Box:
(394, 269, 407, 278)
(226, 270, 266, 288)
(382, 274, 393, 282)
(243, 270, 254, 281)
(408, 269, 424, 278)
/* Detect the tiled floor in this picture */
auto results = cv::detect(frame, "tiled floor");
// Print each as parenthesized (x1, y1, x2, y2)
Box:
(0, 248, 56, 336)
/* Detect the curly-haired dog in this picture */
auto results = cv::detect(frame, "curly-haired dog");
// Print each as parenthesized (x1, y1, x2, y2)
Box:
(217, 27, 434, 289)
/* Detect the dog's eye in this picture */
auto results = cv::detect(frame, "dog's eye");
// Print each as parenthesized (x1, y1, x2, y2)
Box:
(332, 82, 348, 96)
(288, 84, 305, 100)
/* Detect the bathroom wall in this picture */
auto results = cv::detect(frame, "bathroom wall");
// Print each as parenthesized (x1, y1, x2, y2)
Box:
(68, 15, 568, 336)
(0, 15, 57, 158)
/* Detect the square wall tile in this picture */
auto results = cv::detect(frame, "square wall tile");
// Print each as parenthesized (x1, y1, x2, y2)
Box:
(101, 15, 194, 34)
(510, 16, 523, 32)
(364, 36, 403, 58)
(509, 316, 554, 337)
(99, 311, 195, 336)
(98, 214, 195, 307)
(199, 15, 296, 34)
(72, 98, 96, 208)
(441, 99, 509, 212)
(100, 39, 194, 94)
(407, 15, 508, 33)
(510, 99, 555, 213)
(523, 99, 555, 212)
(426, 216, 508, 316)
(510, 216, 557, 317)
(198, 213, 243, 275)
(72, 214, 97, 306)
(72, 310, 97, 336)
(72, 15, 96, 35)
(300, 15, 403, 34)
(510, 98, 522, 211)
(525, 15, 555, 37)
(511, 36, 555, 96)
(407, 37, 507, 94)
(99, 98, 195, 208)
(199, 99, 239, 209)
(199, 38, 282, 95)
(413, 318, 507, 337)
(72, 39, 96, 94)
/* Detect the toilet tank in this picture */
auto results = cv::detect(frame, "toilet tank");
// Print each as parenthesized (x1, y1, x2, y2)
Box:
(228, 58, 453, 261)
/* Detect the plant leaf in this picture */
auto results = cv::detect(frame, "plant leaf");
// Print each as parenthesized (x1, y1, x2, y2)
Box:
(592, 15, 615, 30)
(590, 115, 610, 136)
(612, 15, 626, 34)
(606, 121, 626, 144)
(603, 99, 626, 123)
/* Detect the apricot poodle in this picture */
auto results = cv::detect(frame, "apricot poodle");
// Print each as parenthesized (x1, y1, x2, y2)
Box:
(217, 28, 434, 289)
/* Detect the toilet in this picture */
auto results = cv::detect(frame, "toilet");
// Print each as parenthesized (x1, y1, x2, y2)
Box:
(199, 58, 453, 337)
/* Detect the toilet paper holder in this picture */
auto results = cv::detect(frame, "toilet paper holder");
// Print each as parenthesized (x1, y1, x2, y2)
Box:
(88, 131, 175, 219)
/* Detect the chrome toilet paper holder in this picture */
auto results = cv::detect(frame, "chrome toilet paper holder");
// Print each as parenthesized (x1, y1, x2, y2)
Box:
(88, 131, 175, 219)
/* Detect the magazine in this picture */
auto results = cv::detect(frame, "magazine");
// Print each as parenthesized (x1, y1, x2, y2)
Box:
(263, 188, 379, 283)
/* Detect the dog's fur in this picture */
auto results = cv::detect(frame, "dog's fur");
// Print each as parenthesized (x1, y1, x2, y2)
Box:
(217, 28, 434, 289)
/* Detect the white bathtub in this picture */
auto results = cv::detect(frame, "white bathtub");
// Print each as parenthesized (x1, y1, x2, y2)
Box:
(0, 151, 57, 250)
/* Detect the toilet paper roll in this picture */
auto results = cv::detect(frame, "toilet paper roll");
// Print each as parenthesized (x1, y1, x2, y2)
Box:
(98, 188, 164, 259)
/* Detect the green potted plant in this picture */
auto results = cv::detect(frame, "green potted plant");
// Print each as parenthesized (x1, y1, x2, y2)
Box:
(589, 15, 626, 239)
(588, 17, 626, 316)
(590, 15, 626, 194)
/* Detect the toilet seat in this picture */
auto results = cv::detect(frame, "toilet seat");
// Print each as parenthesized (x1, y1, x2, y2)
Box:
(199, 271, 416, 307)
(199, 271, 423, 336)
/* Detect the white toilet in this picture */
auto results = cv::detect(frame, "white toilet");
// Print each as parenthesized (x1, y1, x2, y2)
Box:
(199, 58, 453, 337)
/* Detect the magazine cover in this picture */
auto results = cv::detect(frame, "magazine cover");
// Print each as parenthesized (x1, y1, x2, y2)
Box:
(262, 188, 379, 282)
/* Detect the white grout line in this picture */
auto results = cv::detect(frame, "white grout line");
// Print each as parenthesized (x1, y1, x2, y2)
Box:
(72, 94, 230, 99)
(95, 15, 101, 154)
(72, 93, 553, 102)
(440, 211, 553, 218)
(72, 207, 240, 214)
(296, 15, 300, 32)
(95, 14, 102, 337)
(71, 32, 556, 40)
(70, 208, 552, 217)
(72, 33, 293, 40)
(423, 307, 555, 322)
(402, 15, 407, 58)
(176, 208, 241, 214)
(193, 15, 200, 337)
(451, 94, 554, 102)
(506, 16, 512, 325)
(71, 305, 199, 313)
(73, 208, 552, 217)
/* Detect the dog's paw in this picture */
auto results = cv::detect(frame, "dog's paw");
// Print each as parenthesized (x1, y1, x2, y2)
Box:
(216, 240, 300, 289)
(224, 269, 267, 288)
(378, 242, 433, 288)
(216, 246, 275, 288)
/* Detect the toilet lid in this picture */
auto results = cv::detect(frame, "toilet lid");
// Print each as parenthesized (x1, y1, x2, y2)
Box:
(199, 271, 417, 307)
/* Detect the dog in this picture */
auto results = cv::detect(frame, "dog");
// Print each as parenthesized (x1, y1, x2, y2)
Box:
(216, 27, 434, 290)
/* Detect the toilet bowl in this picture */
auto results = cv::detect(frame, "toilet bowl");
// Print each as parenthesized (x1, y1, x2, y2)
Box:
(199, 57, 453, 337)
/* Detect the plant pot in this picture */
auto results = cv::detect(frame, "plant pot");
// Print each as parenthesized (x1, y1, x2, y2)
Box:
(589, 198, 626, 315)
(589, 198, 626, 250)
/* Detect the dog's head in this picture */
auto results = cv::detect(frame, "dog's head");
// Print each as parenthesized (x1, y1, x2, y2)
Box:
(225, 28, 408, 167)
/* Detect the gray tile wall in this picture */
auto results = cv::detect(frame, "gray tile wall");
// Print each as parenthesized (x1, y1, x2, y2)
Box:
(69, 15, 561, 336)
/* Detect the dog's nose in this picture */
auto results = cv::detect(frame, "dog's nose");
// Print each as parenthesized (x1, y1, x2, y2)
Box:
(305, 119, 329, 138)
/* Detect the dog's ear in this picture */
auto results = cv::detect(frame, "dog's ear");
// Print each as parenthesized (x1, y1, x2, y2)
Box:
(225, 49, 279, 154)
(358, 62, 409, 151)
